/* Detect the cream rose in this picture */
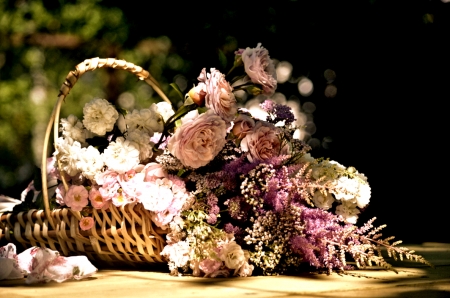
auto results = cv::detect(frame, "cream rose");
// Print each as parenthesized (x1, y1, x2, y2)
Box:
(143, 162, 166, 182)
(200, 68, 237, 123)
(240, 121, 290, 162)
(238, 43, 277, 96)
(219, 241, 246, 269)
(231, 114, 255, 139)
(168, 109, 227, 168)
(82, 98, 119, 136)
(312, 190, 335, 210)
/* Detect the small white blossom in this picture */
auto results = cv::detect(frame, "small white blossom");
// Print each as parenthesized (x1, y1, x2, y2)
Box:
(335, 200, 360, 224)
(332, 176, 360, 201)
(298, 153, 315, 164)
(154, 102, 175, 122)
(82, 98, 119, 136)
(102, 137, 140, 174)
(312, 190, 335, 210)
(125, 108, 163, 136)
(77, 146, 104, 181)
(355, 182, 371, 208)
(311, 159, 345, 180)
(126, 129, 154, 161)
(160, 241, 191, 269)
(60, 115, 86, 145)
(53, 137, 82, 176)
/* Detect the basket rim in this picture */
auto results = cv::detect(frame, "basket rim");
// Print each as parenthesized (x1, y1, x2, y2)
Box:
(41, 57, 171, 230)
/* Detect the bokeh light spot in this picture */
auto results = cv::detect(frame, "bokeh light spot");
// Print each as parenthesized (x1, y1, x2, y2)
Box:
(117, 92, 135, 110)
(272, 92, 287, 104)
(322, 136, 333, 149)
(324, 84, 337, 98)
(30, 86, 46, 105)
(276, 61, 293, 84)
(307, 138, 321, 150)
(298, 77, 313, 97)
(304, 121, 316, 135)
(302, 102, 316, 113)
(324, 69, 336, 83)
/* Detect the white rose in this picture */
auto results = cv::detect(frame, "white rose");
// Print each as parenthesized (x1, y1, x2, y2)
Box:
(154, 102, 175, 122)
(335, 200, 360, 224)
(219, 241, 246, 269)
(82, 98, 119, 136)
(355, 183, 371, 208)
(102, 137, 140, 174)
(312, 190, 335, 210)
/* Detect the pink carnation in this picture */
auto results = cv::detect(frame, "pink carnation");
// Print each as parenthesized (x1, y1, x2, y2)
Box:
(168, 109, 227, 169)
(238, 43, 277, 96)
(240, 121, 290, 162)
(199, 68, 237, 123)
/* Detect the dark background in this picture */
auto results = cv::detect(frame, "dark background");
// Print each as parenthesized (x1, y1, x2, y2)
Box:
(116, 0, 450, 243)
(1, 0, 449, 243)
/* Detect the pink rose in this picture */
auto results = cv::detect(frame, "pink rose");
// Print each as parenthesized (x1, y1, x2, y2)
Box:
(240, 121, 290, 162)
(143, 162, 166, 182)
(187, 83, 207, 106)
(79, 217, 95, 231)
(64, 185, 89, 212)
(199, 259, 222, 277)
(89, 186, 109, 210)
(199, 68, 237, 123)
(95, 169, 118, 187)
(231, 114, 255, 139)
(238, 43, 277, 96)
(168, 109, 227, 168)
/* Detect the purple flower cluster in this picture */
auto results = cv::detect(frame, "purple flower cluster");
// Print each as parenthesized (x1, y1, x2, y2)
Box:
(206, 193, 220, 224)
(260, 100, 296, 126)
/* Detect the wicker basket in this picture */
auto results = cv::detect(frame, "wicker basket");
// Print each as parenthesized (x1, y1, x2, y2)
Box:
(0, 58, 172, 266)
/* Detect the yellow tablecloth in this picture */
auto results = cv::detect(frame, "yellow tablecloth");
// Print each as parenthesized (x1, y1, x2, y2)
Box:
(1, 243, 449, 298)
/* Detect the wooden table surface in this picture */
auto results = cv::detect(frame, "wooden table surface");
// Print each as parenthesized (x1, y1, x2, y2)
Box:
(1, 242, 449, 298)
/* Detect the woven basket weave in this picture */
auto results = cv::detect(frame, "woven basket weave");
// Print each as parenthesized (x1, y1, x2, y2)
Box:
(0, 58, 171, 266)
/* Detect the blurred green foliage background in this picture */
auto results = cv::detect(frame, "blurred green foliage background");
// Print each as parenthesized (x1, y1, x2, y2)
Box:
(1, 0, 449, 242)
(0, 0, 195, 195)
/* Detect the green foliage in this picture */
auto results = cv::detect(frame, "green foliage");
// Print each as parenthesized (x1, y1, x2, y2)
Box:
(0, 0, 133, 195)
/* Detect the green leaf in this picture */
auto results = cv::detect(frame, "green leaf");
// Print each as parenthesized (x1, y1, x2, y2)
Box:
(165, 103, 198, 129)
(49, 196, 59, 210)
(177, 168, 187, 177)
(184, 96, 195, 106)
(197, 107, 208, 114)
(35, 191, 45, 210)
(170, 83, 184, 101)
(218, 49, 228, 70)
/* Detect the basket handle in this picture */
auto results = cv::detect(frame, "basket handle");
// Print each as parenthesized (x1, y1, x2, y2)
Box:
(41, 58, 171, 230)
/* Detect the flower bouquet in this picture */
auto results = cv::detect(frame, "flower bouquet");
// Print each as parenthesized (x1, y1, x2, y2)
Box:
(0, 44, 431, 277)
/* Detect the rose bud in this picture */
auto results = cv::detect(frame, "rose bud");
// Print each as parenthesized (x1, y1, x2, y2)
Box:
(188, 84, 206, 106)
